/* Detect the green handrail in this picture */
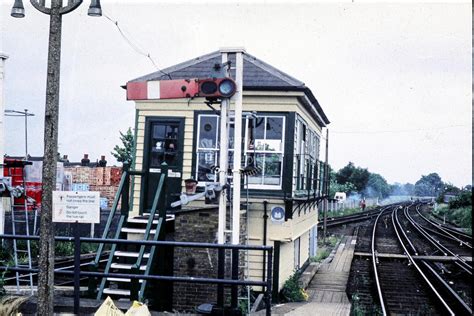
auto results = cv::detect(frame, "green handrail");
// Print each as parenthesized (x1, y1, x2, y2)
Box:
(138, 217, 164, 301)
(133, 162, 168, 300)
(93, 164, 129, 266)
(96, 214, 127, 300)
(134, 168, 166, 268)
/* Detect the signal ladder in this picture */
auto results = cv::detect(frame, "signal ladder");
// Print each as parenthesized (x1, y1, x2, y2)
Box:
(11, 192, 38, 295)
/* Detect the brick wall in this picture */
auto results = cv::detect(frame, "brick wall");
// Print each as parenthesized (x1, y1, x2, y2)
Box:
(172, 207, 247, 312)
(65, 166, 122, 208)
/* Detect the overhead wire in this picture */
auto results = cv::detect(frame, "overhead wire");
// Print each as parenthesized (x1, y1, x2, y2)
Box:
(103, 12, 172, 79)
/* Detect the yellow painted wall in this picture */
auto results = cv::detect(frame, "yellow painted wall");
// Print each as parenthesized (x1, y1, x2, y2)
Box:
(131, 92, 310, 215)
(131, 91, 322, 292)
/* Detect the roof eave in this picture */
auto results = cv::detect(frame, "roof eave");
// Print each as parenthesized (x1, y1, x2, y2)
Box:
(244, 86, 330, 126)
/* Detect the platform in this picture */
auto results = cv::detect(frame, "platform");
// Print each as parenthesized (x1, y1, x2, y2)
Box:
(269, 235, 356, 316)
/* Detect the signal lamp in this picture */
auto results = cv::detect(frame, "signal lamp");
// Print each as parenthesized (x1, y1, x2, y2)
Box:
(198, 77, 236, 98)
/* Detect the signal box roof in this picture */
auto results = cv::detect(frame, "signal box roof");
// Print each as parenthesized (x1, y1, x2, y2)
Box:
(128, 50, 329, 126)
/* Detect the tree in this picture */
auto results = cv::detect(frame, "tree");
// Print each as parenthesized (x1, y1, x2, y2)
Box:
(335, 162, 370, 192)
(364, 173, 390, 199)
(111, 127, 134, 165)
(414, 173, 443, 197)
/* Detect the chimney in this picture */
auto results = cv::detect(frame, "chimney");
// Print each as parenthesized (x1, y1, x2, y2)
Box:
(98, 155, 107, 167)
(81, 154, 90, 166)
(62, 154, 69, 162)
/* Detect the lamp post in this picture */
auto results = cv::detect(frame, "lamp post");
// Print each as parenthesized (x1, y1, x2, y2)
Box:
(11, 0, 102, 314)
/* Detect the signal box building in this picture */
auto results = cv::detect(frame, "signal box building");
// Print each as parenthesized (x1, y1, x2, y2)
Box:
(125, 49, 330, 304)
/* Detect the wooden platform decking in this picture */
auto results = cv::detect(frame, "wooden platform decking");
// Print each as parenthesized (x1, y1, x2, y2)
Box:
(269, 235, 356, 316)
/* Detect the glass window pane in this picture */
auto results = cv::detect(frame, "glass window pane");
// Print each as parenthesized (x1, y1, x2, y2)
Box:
(248, 118, 265, 150)
(264, 154, 282, 185)
(266, 117, 283, 140)
(245, 153, 263, 185)
(197, 151, 217, 182)
(199, 116, 218, 148)
(153, 124, 166, 139)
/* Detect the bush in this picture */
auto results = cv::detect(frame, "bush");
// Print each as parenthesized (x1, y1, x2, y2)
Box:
(448, 191, 472, 209)
(310, 248, 330, 263)
(280, 272, 308, 302)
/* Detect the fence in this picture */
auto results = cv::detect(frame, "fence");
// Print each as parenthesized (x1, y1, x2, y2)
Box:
(326, 198, 379, 213)
(0, 233, 273, 316)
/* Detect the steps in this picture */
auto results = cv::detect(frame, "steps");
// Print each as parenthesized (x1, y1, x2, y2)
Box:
(99, 212, 163, 300)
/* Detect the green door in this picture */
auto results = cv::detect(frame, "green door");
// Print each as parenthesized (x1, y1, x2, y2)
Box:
(142, 117, 184, 212)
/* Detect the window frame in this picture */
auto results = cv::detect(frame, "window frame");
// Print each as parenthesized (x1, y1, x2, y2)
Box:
(244, 115, 286, 190)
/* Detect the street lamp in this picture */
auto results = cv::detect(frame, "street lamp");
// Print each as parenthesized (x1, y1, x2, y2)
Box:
(4, 109, 35, 159)
(11, 0, 101, 314)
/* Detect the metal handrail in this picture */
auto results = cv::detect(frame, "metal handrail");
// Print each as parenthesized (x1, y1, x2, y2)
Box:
(93, 164, 129, 266)
(0, 233, 274, 316)
(134, 165, 166, 268)
(134, 163, 168, 300)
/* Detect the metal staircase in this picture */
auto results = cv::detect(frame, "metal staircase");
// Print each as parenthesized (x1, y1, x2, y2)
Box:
(93, 163, 169, 302)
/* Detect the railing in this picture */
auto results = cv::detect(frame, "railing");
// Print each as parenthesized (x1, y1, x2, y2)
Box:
(0, 233, 273, 316)
(283, 158, 329, 220)
(93, 162, 168, 301)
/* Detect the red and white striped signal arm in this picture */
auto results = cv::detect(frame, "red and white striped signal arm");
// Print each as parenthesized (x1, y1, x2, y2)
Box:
(126, 77, 236, 100)
(126, 79, 199, 100)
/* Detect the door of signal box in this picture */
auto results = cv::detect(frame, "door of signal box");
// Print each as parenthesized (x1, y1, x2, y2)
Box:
(142, 117, 184, 212)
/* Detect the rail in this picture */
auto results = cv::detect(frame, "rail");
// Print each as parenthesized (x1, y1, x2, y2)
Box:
(371, 206, 389, 316)
(0, 234, 273, 316)
(392, 205, 455, 315)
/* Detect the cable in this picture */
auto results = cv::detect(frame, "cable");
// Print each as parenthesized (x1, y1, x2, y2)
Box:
(103, 13, 172, 79)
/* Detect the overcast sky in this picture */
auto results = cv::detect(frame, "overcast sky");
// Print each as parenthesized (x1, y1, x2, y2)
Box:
(0, 0, 471, 187)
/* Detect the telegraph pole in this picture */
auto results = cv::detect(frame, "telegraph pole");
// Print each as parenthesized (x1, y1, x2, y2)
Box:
(10, 0, 102, 313)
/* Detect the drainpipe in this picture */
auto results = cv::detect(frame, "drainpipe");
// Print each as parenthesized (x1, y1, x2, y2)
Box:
(262, 200, 268, 282)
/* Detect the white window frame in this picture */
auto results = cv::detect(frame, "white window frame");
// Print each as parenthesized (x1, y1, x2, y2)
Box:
(195, 114, 236, 186)
(244, 115, 286, 190)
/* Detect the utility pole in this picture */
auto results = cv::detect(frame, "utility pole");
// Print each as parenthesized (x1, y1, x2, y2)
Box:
(323, 128, 329, 243)
(10, 0, 101, 313)
(0, 53, 8, 237)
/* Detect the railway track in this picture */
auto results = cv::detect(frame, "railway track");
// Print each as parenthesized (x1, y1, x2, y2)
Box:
(3, 252, 108, 287)
(318, 205, 393, 228)
(370, 203, 472, 315)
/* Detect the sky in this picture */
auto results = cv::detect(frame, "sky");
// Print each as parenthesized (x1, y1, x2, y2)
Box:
(0, 0, 472, 187)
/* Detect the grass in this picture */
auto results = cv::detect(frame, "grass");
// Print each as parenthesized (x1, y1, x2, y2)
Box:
(310, 248, 330, 263)
(432, 204, 472, 234)
(323, 206, 372, 219)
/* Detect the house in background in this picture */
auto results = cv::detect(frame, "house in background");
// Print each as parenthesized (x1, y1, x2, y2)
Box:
(125, 48, 330, 307)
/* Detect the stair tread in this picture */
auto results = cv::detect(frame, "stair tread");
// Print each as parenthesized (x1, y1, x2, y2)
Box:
(127, 218, 159, 224)
(110, 263, 146, 270)
(114, 251, 150, 258)
(122, 228, 156, 234)
(107, 277, 144, 283)
(142, 213, 175, 221)
(103, 288, 130, 296)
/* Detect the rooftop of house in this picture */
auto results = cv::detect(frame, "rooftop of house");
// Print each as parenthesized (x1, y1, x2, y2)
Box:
(128, 49, 330, 126)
